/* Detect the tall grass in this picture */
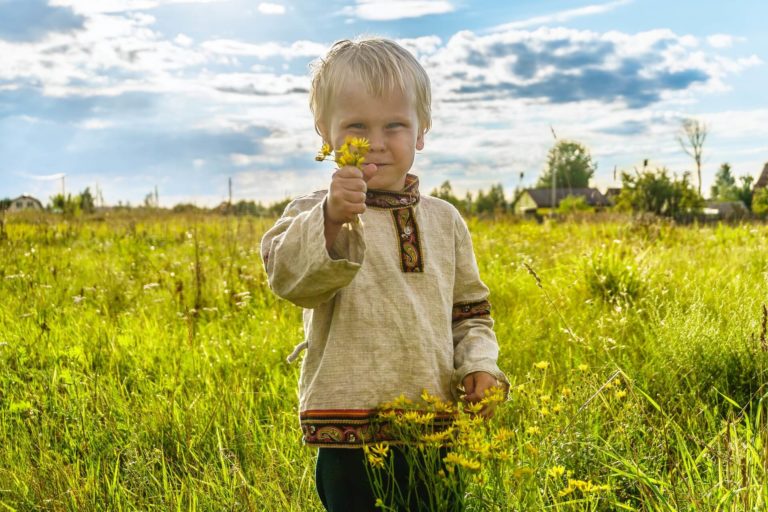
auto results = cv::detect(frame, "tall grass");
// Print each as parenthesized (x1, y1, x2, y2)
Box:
(0, 213, 766, 510)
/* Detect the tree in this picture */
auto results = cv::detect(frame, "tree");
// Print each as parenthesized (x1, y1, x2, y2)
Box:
(430, 180, 462, 209)
(735, 175, 754, 211)
(616, 167, 703, 219)
(0, 198, 10, 211)
(536, 140, 596, 190)
(79, 187, 95, 213)
(678, 118, 707, 196)
(474, 184, 507, 216)
(557, 195, 590, 215)
(710, 163, 737, 201)
(753, 188, 768, 218)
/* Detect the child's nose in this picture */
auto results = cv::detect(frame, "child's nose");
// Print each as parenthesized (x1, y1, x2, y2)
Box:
(368, 131, 385, 151)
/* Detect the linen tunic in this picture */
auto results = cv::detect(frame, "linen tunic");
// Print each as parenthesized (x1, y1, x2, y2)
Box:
(261, 175, 508, 447)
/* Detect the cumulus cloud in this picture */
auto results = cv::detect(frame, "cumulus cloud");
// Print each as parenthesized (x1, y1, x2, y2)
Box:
(418, 28, 759, 109)
(342, 0, 454, 21)
(258, 2, 285, 15)
(0, 0, 85, 42)
(200, 39, 325, 59)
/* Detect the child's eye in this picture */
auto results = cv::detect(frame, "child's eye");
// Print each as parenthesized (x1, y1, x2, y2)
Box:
(348, 123, 365, 129)
(387, 122, 406, 129)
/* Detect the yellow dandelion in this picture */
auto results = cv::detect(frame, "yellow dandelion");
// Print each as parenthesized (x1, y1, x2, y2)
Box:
(615, 389, 627, 399)
(552, 404, 563, 413)
(421, 428, 454, 444)
(315, 142, 332, 161)
(547, 465, 566, 478)
(561, 387, 572, 398)
(533, 361, 550, 370)
(348, 136, 370, 154)
(539, 394, 551, 403)
(525, 425, 540, 435)
(493, 428, 515, 443)
(370, 443, 389, 457)
(577, 363, 589, 372)
(367, 454, 385, 468)
(443, 452, 481, 472)
(539, 407, 550, 417)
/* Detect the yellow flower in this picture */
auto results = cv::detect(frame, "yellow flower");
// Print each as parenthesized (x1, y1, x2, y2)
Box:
(348, 136, 370, 155)
(615, 389, 627, 399)
(443, 452, 481, 472)
(539, 394, 551, 403)
(577, 363, 589, 372)
(370, 443, 389, 457)
(552, 404, 563, 413)
(561, 387, 572, 398)
(315, 142, 332, 161)
(539, 407, 550, 417)
(525, 425, 540, 435)
(421, 428, 454, 444)
(367, 454, 385, 468)
(534, 361, 550, 370)
(547, 465, 566, 478)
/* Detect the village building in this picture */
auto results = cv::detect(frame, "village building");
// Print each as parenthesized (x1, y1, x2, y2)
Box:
(513, 188, 610, 215)
(7, 195, 44, 212)
(755, 162, 768, 190)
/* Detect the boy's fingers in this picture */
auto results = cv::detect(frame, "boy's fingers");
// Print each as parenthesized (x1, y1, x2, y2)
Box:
(361, 163, 378, 182)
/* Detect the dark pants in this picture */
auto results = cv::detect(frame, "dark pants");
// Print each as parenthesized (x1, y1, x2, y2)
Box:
(315, 447, 463, 512)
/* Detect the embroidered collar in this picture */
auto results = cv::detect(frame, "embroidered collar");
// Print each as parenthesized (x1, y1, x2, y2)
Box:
(365, 174, 420, 209)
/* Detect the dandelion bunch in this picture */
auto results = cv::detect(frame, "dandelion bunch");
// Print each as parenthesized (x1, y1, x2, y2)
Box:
(315, 136, 370, 168)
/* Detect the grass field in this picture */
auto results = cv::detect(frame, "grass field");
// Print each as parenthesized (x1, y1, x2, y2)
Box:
(1, 212, 767, 511)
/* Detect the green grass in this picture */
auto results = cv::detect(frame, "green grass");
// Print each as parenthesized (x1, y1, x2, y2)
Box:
(0, 212, 766, 510)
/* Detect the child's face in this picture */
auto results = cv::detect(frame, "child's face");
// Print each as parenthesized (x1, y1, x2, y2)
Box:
(320, 76, 425, 192)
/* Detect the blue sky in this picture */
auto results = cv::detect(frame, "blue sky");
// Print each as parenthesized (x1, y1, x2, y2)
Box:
(1, 0, 766, 206)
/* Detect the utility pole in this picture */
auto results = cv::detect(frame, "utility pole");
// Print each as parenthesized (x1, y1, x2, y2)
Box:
(228, 177, 233, 206)
(549, 126, 557, 218)
(154, 185, 159, 208)
(61, 174, 66, 198)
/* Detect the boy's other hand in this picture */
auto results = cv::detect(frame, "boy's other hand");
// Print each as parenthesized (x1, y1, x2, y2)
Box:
(462, 371, 500, 419)
(326, 163, 377, 225)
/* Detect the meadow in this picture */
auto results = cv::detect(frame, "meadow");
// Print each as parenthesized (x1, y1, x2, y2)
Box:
(0, 212, 766, 511)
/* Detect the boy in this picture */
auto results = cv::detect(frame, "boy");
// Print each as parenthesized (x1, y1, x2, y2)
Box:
(261, 37, 509, 511)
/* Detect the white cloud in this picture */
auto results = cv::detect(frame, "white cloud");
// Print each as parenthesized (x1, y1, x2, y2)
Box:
(200, 39, 325, 59)
(258, 2, 286, 15)
(707, 34, 745, 48)
(50, 0, 229, 14)
(488, 0, 633, 32)
(342, 0, 454, 21)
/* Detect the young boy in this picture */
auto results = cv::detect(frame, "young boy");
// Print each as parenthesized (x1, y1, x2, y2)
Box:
(261, 37, 509, 511)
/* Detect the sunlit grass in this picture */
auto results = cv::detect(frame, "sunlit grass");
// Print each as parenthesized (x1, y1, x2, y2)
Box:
(1, 213, 766, 510)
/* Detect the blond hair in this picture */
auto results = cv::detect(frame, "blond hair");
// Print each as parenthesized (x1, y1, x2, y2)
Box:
(310, 37, 432, 136)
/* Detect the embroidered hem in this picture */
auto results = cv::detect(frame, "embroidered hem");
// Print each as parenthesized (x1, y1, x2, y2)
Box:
(452, 300, 491, 322)
(300, 409, 454, 447)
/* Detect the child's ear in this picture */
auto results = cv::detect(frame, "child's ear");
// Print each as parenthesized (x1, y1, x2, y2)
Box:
(416, 131, 425, 151)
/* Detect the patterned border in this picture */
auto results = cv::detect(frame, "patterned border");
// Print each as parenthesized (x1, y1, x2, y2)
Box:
(365, 174, 420, 209)
(452, 300, 492, 322)
(300, 409, 455, 447)
(391, 206, 424, 273)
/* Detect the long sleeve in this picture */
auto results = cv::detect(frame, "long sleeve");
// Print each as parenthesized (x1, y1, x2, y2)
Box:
(260, 192, 365, 309)
(450, 215, 510, 398)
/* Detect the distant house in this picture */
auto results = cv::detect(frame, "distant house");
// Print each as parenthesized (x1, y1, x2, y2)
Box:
(513, 188, 610, 215)
(7, 195, 43, 212)
(604, 187, 622, 205)
(755, 162, 768, 190)
(703, 200, 749, 220)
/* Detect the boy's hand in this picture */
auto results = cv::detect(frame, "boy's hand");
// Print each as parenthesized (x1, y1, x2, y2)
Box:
(462, 371, 500, 419)
(325, 163, 377, 225)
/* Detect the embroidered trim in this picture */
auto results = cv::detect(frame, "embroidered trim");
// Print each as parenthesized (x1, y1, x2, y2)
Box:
(391, 206, 424, 273)
(452, 300, 491, 322)
(365, 174, 420, 209)
(300, 409, 455, 447)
